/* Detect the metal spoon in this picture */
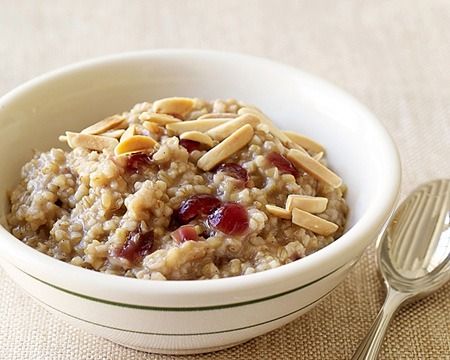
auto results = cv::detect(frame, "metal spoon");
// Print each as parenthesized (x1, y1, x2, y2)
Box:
(352, 179, 450, 360)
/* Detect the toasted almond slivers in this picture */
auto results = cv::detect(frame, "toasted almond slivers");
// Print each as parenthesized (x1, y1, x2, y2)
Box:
(313, 152, 324, 161)
(198, 112, 239, 120)
(292, 208, 338, 236)
(286, 195, 328, 213)
(284, 130, 325, 153)
(197, 124, 254, 171)
(166, 119, 229, 135)
(180, 131, 214, 147)
(238, 107, 291, 145)
(152, 97, 194, 118)
(290, 142, 309, 154)
(238, 107, 309, 154)
(114, 135, 158, 156)
(66, 132, 118, 151)
(206, 114, 260, 141)
(287, 149, 342, 188)
(143, 121, 164, 135)
(265, 205, 292, 219)
(80, 115, 126, 135)
(120, 124, 136, 142)
(101, 129, 126, 139)
(138, 112, 181, 124)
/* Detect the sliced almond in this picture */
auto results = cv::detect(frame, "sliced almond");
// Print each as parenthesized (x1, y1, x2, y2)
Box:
(114, 135, 158, 156)
(265, 205, 291, 219)
(197, 124, 254, 171)
(287, 149, 342, 188)
(292, 208, 338, 236)
(138, 112, 181, 124)
(190, 117, 234, 122)
(120, 124, 136, 142)
(206, 114, 260, 141)
(152, 97, 194, 118)
(101, 129, 126, 139)
(166, 119, 229, 135)
(66, 132, 118, 152)
(284, 130, 325, 153)
(116, 119, 130, 129)
(238, 107, 309, 154)
(198, 112, 238, 120)
(143, 121, 164, 135)
(313, 152, 324, 161)
(80, 115, 126, 135)
(180, 131, 214, 147)
(290, 142, 309, 154)
(286, 195, 328, 213)
(238, 107, 291, 145)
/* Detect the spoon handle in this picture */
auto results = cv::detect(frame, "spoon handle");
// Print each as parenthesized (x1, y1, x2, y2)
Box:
(351, 287, 409, 360)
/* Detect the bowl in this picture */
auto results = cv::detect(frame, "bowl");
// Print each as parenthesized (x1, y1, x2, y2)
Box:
(0, 50, 400, 354)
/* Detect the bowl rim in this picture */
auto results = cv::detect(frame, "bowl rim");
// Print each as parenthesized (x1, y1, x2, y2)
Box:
(0, 49, 401, 302)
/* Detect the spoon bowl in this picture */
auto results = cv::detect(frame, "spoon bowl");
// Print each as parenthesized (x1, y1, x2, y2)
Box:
(353, 179, 450, 359)
(379, 179, 450, 297)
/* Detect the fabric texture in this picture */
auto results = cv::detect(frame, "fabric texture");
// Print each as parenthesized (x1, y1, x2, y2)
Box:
(0, 0, 449, 359)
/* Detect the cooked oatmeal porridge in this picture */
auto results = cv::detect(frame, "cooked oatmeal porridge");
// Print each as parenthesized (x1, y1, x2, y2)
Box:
(7, 98, 348, 280)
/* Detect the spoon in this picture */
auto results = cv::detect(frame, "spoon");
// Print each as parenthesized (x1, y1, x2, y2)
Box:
(352, 179, 450, 360)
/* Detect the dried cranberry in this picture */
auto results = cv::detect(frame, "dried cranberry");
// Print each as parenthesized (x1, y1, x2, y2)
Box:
(171, 225, 198, 243)
(208, 202, 249, 236)
(125, 153, 153, 173)
(179, 139, 201, 153)
(266, 152, 299, 177)
(118, 228, 154, 262)
(216, 163, 248, 183)
(176, 194, 221, 223)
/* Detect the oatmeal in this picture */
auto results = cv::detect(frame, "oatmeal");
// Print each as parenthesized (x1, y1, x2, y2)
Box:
(7, 98, 348, 280)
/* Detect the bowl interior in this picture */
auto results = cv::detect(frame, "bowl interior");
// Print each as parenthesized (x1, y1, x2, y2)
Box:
(0, 51, 387, 234)
(0, 50, 403, 307)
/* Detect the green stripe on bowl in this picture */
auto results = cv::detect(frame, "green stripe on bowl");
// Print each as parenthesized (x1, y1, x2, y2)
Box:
(18, 263, 345, 311)
(27, 286, 337, 336)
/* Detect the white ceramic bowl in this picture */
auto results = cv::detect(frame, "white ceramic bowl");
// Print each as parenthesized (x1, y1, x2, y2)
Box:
(0, 50, 400, 354)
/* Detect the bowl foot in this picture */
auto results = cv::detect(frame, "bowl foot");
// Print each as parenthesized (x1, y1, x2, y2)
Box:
(113, 338, 250, 355)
